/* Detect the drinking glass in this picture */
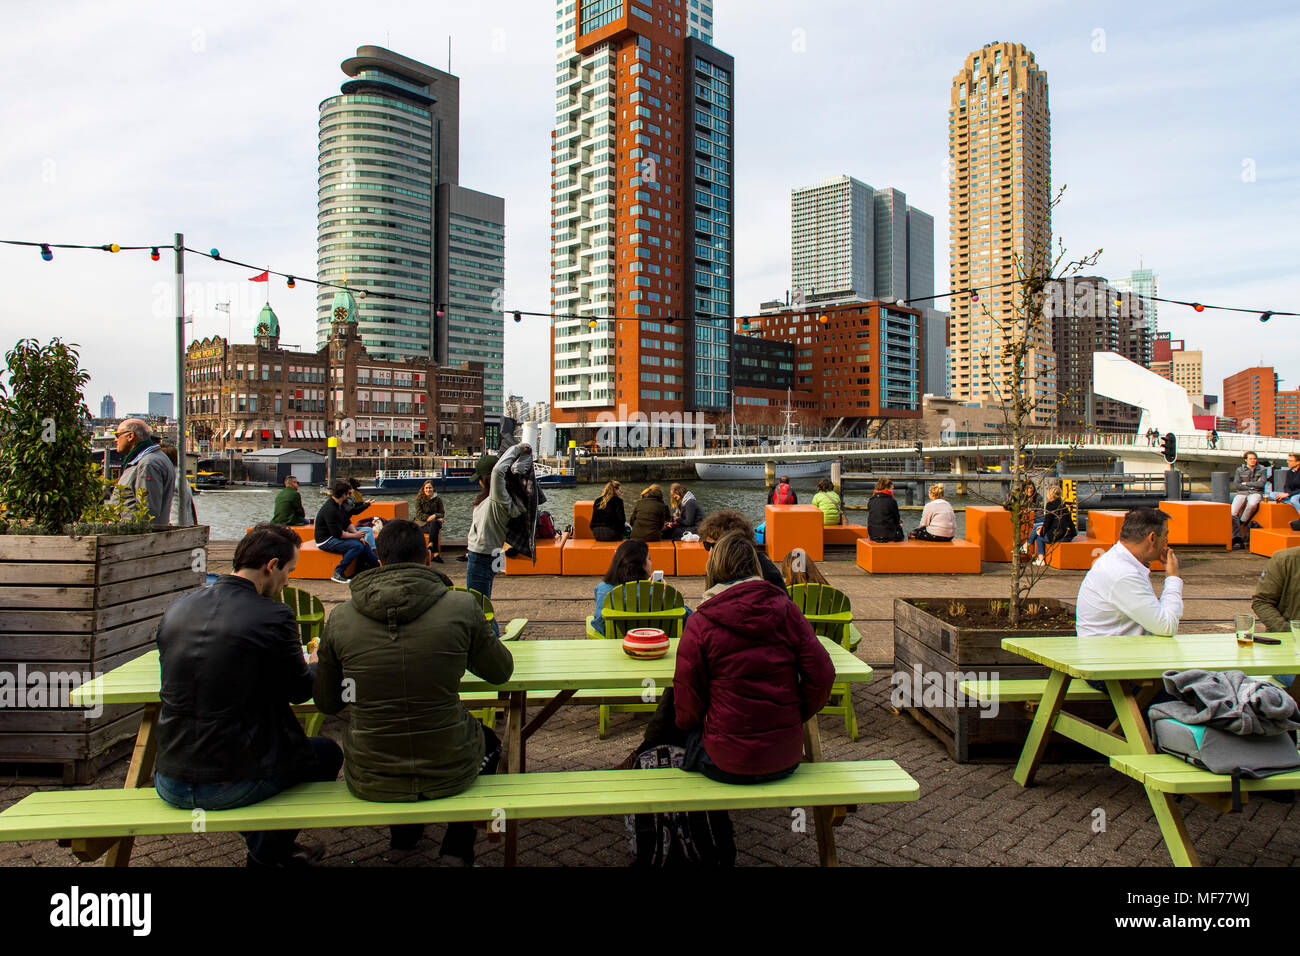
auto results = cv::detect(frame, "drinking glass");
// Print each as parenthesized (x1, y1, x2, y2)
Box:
(1234, 614, 1255, 648)
(1290, 620, 1300, 645)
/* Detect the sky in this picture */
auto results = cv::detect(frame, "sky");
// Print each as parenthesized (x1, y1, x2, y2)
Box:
(1, 0, 1297, 415)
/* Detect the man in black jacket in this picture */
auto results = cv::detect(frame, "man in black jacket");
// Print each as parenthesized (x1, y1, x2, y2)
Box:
(153, 524, 343, 867)
(697, 509, 787, 589)
(316, 481, 379, 583)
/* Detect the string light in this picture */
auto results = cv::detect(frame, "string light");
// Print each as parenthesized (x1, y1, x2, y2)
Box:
(513, 311, 521, 323)
(40, 244, 52, 262)
(1192, 302, 1204, 313)
(208, 248, 220, 259)
(150, 247, 160, 261)
(1261, 311, 1273, 323)
(102, 243, 121, 253)
(286, 275, 295, 288)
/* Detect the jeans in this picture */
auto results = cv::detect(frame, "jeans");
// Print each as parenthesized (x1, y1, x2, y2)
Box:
(388, 723, 502, 863)
(465, 550, 499, 637)
(592, 526, 622, 542)
(155, 736, 343, 864)
(682, 729, 799, 785)
(318, 536, 379, 579)
(1279, 494, 1300, 516)
(910, 527, 953, 542)
(1232, 493, 1264, 518)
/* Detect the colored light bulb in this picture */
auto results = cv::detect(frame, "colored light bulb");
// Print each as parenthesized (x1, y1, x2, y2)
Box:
(40, 244, 52, 261)
(286, 276, 295, 288)
(150, 247, 160, 261)
(209, 248, 220, 259)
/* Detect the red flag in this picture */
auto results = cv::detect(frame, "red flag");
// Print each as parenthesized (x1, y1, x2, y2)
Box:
(249, 271, 269, 282)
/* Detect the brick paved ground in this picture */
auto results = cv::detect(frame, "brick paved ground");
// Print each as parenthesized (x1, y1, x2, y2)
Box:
(3, 542, 1293, 868)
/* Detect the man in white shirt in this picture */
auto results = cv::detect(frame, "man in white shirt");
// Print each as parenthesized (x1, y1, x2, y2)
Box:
(1076, 508, 1183, 639)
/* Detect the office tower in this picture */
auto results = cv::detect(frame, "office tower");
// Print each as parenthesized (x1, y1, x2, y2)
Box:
(1276, 389, 1300, 440)
(1223, 367, 1278, 436)
(874, 187, 909, 303)
(1047, 276, 1149, 432)
(922, 312, 950, 398)
(1151, 333, 1204, 406)
(948, 42, 1053, 425)
(148, 392, 174, 419)
(1111, 267, 1159, 337)
(100, 395, 116, 420)
(317, 45, 505, 433)
(550, 0, 734, 434)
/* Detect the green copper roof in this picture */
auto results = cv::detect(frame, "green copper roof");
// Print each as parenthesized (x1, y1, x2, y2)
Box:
(330, 288, 358, 324)
(254, 303, 280, 337)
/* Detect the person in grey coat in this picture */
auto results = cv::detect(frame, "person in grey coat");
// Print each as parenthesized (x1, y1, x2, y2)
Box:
(111, 418, 176, 527)
(1231, 451, 1269, 530)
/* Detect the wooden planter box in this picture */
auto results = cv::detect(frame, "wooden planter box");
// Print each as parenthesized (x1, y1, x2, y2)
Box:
(0, 526, 208, 783)
(893, 597, 1111, 763)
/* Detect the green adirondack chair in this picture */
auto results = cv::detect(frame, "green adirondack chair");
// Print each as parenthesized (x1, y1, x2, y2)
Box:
(588, 580, 687, 738)
(787, 582, 859, 741)
(279, 587, 327, 734)
(452, 586, 527, 730)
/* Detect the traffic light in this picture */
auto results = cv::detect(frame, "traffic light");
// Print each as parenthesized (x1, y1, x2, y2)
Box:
(1161, 432, 1177, 464)
(914, 441, 923, 457)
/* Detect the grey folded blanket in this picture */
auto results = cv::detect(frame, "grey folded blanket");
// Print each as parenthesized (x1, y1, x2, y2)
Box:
(1150, 669, 1300, 736)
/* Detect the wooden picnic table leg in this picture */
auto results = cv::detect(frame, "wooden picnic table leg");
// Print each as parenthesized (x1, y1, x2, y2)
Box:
(97, 702, 159, 867)
(1012, 669, 1069, 787)
(802, 715, 838, 867)
(1105, 680, 1201, 867)
(502, 690, 526, 867)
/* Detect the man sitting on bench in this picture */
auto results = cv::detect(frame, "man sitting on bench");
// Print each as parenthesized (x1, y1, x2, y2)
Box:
(313, 518, 515, 865)
(153, 524, 344, 868)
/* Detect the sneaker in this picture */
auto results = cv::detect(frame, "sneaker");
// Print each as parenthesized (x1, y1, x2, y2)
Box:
(456, 554, 468, 562)
(432, 554, 444, 564)
(1292, 519, 1300, 532)
(330, 572, 349, 584)
(247, 842, 325, 868)
(1033, 555, 1046, 567)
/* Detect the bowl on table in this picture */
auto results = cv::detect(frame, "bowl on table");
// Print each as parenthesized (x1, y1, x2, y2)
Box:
(622, 627, 669, 660)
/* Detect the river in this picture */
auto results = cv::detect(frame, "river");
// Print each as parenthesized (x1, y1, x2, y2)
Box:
(195, 479, 978, 542)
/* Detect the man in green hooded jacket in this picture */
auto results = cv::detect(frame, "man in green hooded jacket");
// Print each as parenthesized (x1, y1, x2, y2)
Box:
(313, 518, 513, 863)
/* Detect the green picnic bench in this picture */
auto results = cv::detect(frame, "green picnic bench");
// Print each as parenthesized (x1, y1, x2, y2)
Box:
(959, 678, 1108, 706)
(0, 760, 919, 867)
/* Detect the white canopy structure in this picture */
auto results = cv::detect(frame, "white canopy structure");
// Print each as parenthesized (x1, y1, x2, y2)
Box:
(1092, 351, 1198, 435)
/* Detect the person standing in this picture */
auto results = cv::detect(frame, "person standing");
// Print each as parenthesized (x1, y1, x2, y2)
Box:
(466, 443, 531, 616)
(810, 478, 843, 526)
(272, 475, 309, 526)
(153, 524, 343, 867)
(590, 481, 627, 542)
(866, 477, 904, 543)
(315, 481, 380, 584)
(1231, 451, 1268, 534)
(629, 485, 671, 542)
(910, 483, 955, 542)
(110, 418, 176, 527)
(414, 480, 445, 563)
(313, 519, 513, 862)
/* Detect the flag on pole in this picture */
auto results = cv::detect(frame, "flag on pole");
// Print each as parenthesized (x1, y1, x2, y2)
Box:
(249, 271, 269, 282)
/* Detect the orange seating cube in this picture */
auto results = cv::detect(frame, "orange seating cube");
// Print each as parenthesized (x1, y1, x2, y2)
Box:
(1249, 529, 1300, 559)
(765, 505, 824, 563)
(290, 541, 358, 580)
(673, 541, 708, 576)
(1085, 510, 1126, 546)
(249, 524, 314, 541)
(504, 538, 564, 575)
(1158, 501, 1231, 550)
(573, 500, 594, 539)
(823, 524, 870, 545)
(1254, 501, 1299, 531)
(854, 537, 981, 574)
(354, 500, 408, 521)
(562, 539, 676, 576)
(1045, 535, 1110, 571)
(966, 506, 1014, 562)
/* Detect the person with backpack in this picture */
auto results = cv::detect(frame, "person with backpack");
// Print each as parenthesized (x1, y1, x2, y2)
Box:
(810, 478, 842, 526)
(866, 477, 905, 542)
(590, 481, 627, 541)
(465, 444, 531, 630)
(629, 485, 670, 542)
(769, 476, 797, 506)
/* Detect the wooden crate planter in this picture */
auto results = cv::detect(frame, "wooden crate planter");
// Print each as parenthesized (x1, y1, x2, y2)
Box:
(893, 597, 1111, 763)
(0, 526, 208, 783)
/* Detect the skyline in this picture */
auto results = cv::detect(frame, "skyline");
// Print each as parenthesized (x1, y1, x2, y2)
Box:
(2, 0, 1297, 416)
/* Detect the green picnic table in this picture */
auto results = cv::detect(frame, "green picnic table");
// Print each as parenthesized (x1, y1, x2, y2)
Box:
(999, 631, 1300, 866)
(70, 637, 873, 866)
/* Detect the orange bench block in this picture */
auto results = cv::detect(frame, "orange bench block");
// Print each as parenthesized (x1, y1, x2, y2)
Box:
(354, 500, 408, 521)
(504, 538, 564, 575)
(1085, 510, 1126, 546)
(823, 524, 870, 546)
(1046, 535, 1110, 571)
(855, 537, 981, 574)
(673, 541, 708, 576)
(765, 505, 824, 563)
(1254, 501, 1299, 530)
(562, 539, 676, 576)
(573, 500, 594, 539)
(250, 524, 315, 541)
(1158, 501, 1231, 551)
(1250, 529, 1300, 558)
(966, 506, 1014, 563)
(290, 541, 358, 580)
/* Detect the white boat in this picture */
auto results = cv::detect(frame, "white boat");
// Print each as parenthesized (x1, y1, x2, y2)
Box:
(695, 389, 832, 480)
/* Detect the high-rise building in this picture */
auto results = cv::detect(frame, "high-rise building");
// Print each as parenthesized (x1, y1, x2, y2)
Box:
(1223, 366, 1278, 436)
(1047, 276, 1150, 432)
(100, 395, 116, 420)
(148, 392, 174, 419)
(1275, 389, 1300, 440)
(317, 46, 505, 432)
(947, 42, 1054, 425)
(1151, 333, 1204, 406)
(1111, 267, 1159, 337)
(550, 1, 733, 433)
(789, 176, 934, 306)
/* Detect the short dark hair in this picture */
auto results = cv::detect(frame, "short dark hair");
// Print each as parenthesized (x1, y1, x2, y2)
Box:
(347, 477, 362, 490)
(234, 523, 300, 572)
(697, 508, 754, 544)
(1119, 508, 1170, 544)
(603, 539, 650, 586)
(376, 518, 428, 565)
(331, 480, 352, 498)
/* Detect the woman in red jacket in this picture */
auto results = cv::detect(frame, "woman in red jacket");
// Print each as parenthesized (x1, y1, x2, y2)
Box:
(673, 531, 835, 783)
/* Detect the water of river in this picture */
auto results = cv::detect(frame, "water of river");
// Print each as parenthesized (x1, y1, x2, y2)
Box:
(196, 478, 976, 542)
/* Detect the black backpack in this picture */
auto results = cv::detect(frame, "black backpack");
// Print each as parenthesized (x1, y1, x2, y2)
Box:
(625, 744, 736, 867)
